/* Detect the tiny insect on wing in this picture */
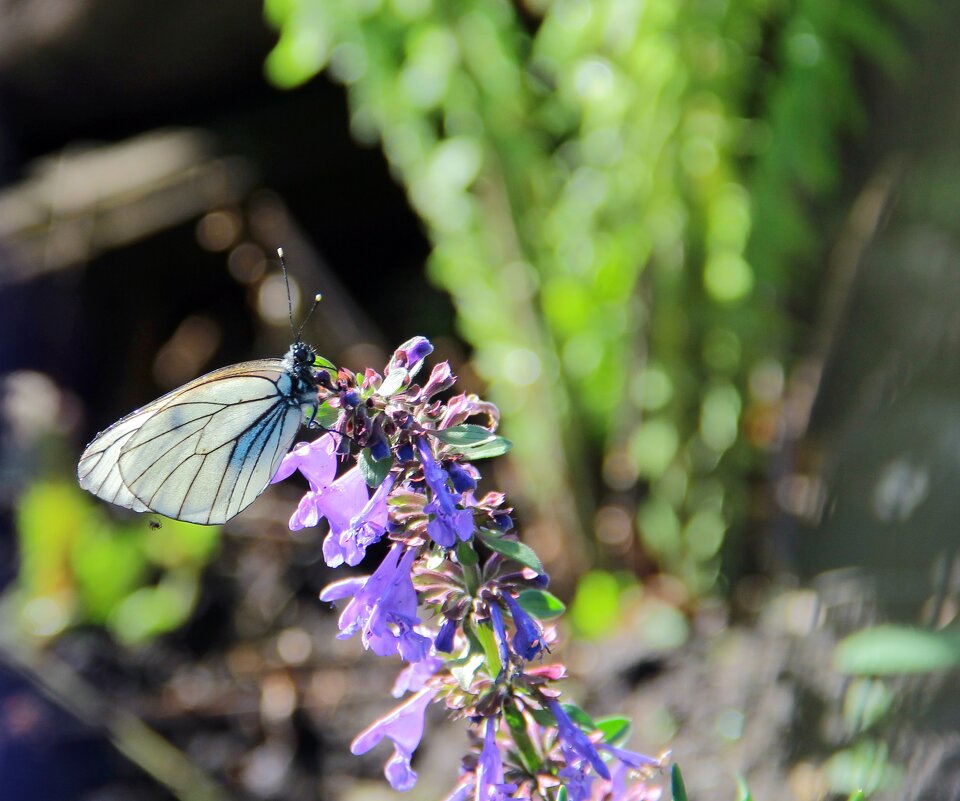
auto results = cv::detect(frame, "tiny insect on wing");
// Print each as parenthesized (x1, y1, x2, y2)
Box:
(78, 345, 321, 525)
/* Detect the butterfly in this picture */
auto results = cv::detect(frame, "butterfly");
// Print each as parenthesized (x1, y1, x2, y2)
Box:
(78, 249, 324, 525)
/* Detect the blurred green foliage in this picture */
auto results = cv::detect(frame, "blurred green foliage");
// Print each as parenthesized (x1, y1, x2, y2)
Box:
(834, 624, 960, 675)
(263, 0, 915, 593)
(825, 739, 901, 797)
(11, 482, 219, 645)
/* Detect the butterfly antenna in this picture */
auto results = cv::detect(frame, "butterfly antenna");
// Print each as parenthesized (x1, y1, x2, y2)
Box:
(296, 293, 323, 342)
(277, 247, 297, 341)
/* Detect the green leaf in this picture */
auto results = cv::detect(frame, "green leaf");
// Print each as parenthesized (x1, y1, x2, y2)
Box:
(834, 625, 960, 675)
(503, 698, 541, 775)
(734, 774, 753, 801)
(456, 541, 479, 567)
(430, 424, 513, 459)
(450, 651, 486, 692)
(358, 448, 393, 488)
(309, 402, 339, 429)
(431, 424, 497, 446)
(516, 589, 565, 620)
(477, 530, 544, 574)
(556, 786, 569, 801)
(847, 792, 865, 801)
(378, 367, 408, 396)
(671, 764, 689, 801)
(596, 715, 632, 746)
(312, 354, 337, 371)
(561, 703, 595, 730)
(473, 619, 503, 678)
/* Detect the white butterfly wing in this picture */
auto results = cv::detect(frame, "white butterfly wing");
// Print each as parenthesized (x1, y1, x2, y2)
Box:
(78, 404, 160, 513)
(78, 360, 309, 525)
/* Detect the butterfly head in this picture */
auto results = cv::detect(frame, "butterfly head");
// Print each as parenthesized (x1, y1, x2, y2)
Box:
(289, 341, 318, 372)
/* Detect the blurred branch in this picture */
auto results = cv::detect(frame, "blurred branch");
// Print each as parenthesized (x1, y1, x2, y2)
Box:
(0, 621, 235, 801)
(0, 129, 255, 285)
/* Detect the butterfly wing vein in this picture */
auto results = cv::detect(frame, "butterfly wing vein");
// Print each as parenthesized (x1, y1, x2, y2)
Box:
(77, 360, 307, 525)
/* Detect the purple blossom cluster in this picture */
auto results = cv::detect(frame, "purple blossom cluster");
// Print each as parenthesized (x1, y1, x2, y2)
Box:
(272, 337, 669, 800)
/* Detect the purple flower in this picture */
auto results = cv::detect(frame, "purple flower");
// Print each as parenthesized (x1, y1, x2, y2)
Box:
(320, 545, 430, 662)
(272, 433, 338, 489)
(442, 776, 474, 801)
(601, 743, 658, 771)
(351, 686, 440, 791)
(435, 617, 458, 653)
(271, 433, 341, 531)
(559, 760, 595, 801)
(489, 604, 510, 672)
(438, 393, 500, 430)
(321, 470, 394, 567)
(447, 461, 479, 494)
(392, 655, 443, 698)
(417, 438, 474, 547)
(593, 746, 661, 801)
(493, 512, 514, 532)
(368, 428, 392, 462)
(419, 361, 455, 400)
(390, 336, 434, 378)
(502, 593, 545, 660)
(547, 699, 610, 780)
(273, 432, 394, 564)
(476, 717, 511, 801)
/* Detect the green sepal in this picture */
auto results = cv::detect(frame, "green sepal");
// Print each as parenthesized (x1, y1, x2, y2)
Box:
(734, 774, 753, 801)
(516, 588, 565, 620)
(358, 448, 392, 487)
(430, 424, 512, 459)
(477, 530, 544, 575)
(312, 355, 337, 371)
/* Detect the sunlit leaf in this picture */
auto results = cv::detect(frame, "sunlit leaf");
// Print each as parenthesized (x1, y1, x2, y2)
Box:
(504, 698, 542, 775)
(515, 588, 565, 620)
(378, 367, 408, 396)
(477, 531, 544, 574)
(596, 715, 632, 745)
(431, 425, 512, 459)
(358, 447, 393, 487)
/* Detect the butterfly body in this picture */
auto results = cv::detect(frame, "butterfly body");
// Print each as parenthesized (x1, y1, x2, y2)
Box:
(78, 342, 319, 525)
